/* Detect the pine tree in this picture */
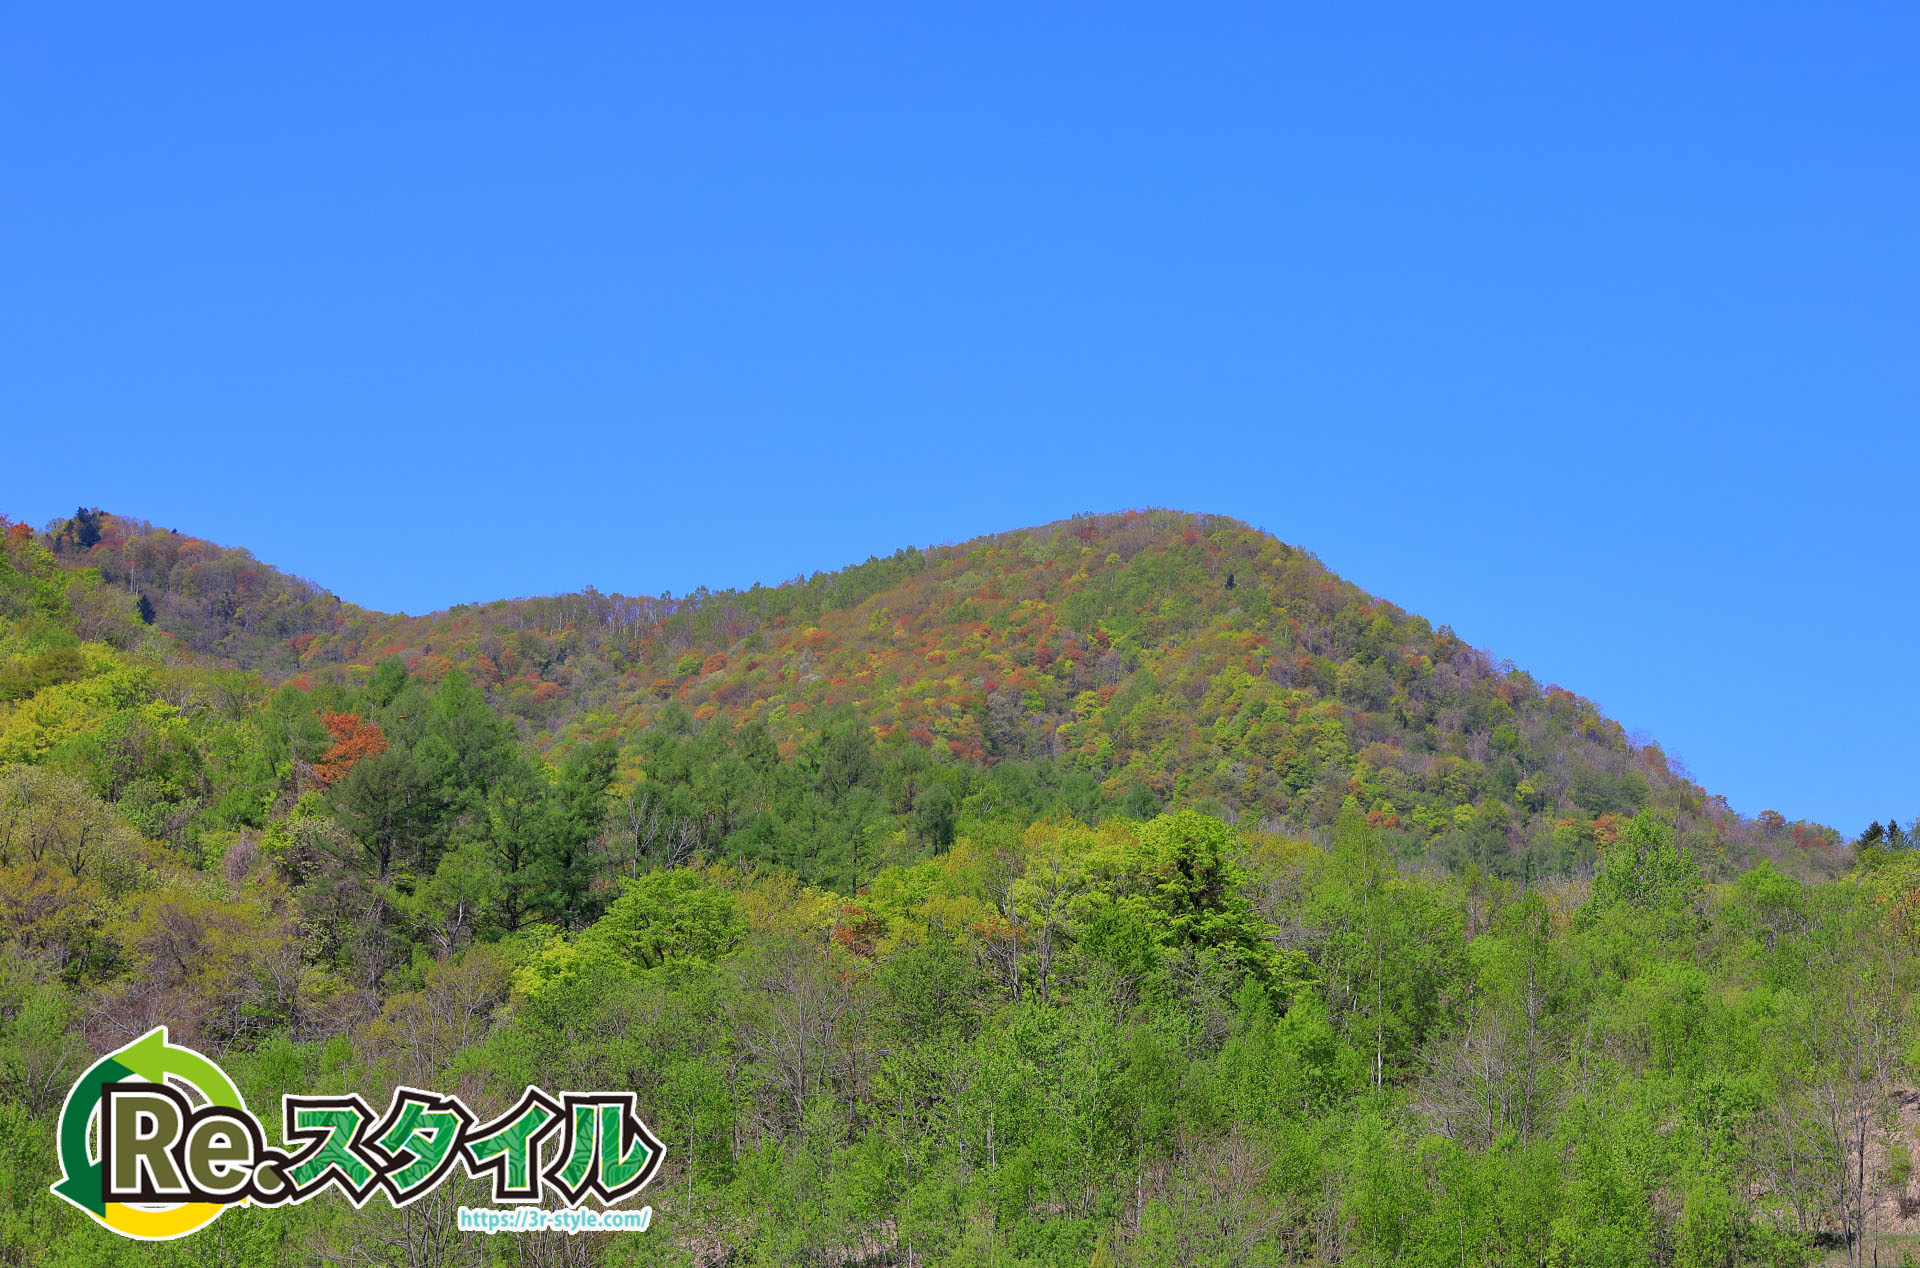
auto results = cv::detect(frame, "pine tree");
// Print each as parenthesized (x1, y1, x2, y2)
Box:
(70, 506, 102, 550)
(135, 593, 156, 625)
(538, 739, 618, 928)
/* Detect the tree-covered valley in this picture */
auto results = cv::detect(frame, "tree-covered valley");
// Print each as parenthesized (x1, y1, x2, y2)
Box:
(1, 505, 1913, 1267)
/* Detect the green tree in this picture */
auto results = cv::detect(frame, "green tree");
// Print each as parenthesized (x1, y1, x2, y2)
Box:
(476, 759, 549, 932)
(330, 745, 445, 882)
(912, 783, 957, 850)
(538, 739, 618, 927)
(1582, 811, 1702, 922)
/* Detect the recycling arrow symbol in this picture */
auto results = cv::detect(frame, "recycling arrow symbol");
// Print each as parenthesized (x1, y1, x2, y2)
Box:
(49, 1027, 247, 1239)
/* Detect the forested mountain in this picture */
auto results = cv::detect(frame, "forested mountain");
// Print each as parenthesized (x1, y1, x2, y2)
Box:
(5, 504, 1912, 1268)
(43, 507, 1838, 885)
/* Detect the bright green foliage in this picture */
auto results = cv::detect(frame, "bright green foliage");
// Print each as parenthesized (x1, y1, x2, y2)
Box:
(1586, 811, 1705, 919)
(1088, 809, 1296, 989)
(595, 869, 743, 970)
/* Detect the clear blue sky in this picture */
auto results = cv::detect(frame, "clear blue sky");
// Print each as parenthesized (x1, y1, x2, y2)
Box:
(3, 3, 1914, 834)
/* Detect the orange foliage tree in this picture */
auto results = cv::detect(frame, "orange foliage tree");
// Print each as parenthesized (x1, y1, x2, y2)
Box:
(312, 711, 388, 787)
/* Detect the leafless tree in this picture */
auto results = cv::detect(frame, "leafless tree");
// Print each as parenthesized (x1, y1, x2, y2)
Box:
(729, 933, 866, 1137)
(1419, 973, 1558, 1150)
(1013, 843, 1083, 1006)
(620, 786, 700, 876)
(1772, 936, 1908, 1265)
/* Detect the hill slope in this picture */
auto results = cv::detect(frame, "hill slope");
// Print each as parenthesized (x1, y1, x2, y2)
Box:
(39, 507, 1837, 879)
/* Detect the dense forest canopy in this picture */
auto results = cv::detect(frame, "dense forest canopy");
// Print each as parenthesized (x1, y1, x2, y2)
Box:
(1, 505, 1913, 1268)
